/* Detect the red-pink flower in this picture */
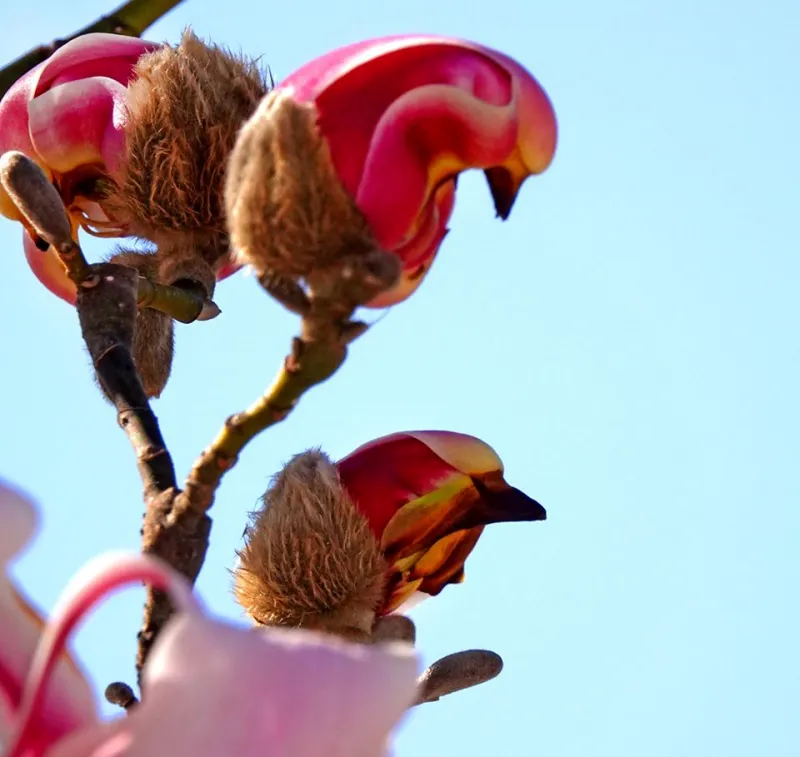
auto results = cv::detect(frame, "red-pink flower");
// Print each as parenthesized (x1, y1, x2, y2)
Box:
(279, 35, 558, 306)
(336, 430, 546, 612)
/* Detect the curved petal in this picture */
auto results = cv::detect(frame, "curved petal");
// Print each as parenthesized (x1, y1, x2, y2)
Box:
(281, 34, 556, 288)
(28, 77, 128, 177)
(403, 431, 504, 475)
(23, 231, 78, 305)
(0, 66, 49, 220)
(0, 33, 155, 221)
(338, 432, 465, 537)
(52, 622, 420, 757)
(34, 34, 158, 94)
(122, 620, 419, 757)
(365, 180, 454, 308)
(356, 84, 517, 250)
(337, 431, 546, 611)
(0, 481, 95, 748)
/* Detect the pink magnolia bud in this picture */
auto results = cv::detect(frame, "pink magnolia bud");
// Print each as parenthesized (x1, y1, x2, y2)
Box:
(280, 35, 558, 306)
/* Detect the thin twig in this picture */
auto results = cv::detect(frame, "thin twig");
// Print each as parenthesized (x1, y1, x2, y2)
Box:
(0, 0, 186, 99)
(77, 263, 178, 499)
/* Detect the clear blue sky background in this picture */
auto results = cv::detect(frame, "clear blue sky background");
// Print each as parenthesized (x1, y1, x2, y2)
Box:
(1, 0, 798, 754)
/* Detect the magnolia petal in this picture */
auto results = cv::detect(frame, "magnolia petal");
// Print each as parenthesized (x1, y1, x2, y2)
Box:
(0, 481, 96, 748)
(338, 433, 466, 537)
(34, 34, 158, 94)
(405, 431, 505, 476)
(28, 77, 128, 177)
(0, 480, 38, 561)
(365, 180, 454, 309)
(92, 619, 420, 757)
(381, 472, 545, 560)
(356, 84, 517, 250)
(385, 578, 425, 615)
(0, 68, 49, 220)
(23, 231, 77, 304)
(383, 529, 482, 613)
(281, 34, 556, 294)
(408, 528, 481, 579)
(379, 473, 477, 557)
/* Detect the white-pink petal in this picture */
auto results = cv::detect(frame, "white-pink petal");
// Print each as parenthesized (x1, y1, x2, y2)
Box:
(0, 482, 97, 748)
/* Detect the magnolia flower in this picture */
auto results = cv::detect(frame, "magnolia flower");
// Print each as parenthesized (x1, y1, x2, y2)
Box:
(0, 35, 155, 302)
(0, 480, 418, 757)
(226, 34, 557, 308)
(0, 32, 265, 304)
(235, 430, 546, 638)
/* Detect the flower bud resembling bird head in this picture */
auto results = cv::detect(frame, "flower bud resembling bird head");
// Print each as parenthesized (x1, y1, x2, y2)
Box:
(234, 431, 545, 639)
(227, 35, 557, 308)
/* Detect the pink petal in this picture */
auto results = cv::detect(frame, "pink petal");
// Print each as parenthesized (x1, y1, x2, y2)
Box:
(366, 180, 454, 308)
(355, 83, 516, 249)
(121, 620, 419, 757)
(0, 67, 49, 220)
(50, 609, 419, 757)
(0, 481, 96, 749)
(23, 231, 77, 305)
(279, 34, 556, 305)
(34, 34, 158, 94)
(0, 33, 156, 220)
(28, 77, 128, 177)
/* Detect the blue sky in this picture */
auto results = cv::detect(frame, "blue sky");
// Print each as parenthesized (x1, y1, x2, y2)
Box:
(2, 0, 799, 754)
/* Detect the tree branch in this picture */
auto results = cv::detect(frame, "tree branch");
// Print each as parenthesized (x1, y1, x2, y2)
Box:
(0, 0, 186, 99)
(0, 152, 179, 501)
(135, 296, 365, 681)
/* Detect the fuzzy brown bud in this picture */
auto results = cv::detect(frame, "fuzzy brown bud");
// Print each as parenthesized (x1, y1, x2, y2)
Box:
(225, 89, 401, 308)
(106, 249, 174, 399)
(234, 449, 387, 641)
(103, 30, 268, 286)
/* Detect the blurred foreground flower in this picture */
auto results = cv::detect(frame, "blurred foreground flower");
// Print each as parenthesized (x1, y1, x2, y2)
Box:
(235, 430, 546, 639)
(226, 34, 557, 309)
(0, 480, 418, 757)
(0, 31, 266, 304)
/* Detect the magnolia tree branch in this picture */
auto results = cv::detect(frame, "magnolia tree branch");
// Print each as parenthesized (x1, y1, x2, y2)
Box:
(0, 0, 185, 99)
(0, 152, 180, 502)
(136, 297, 361, 681)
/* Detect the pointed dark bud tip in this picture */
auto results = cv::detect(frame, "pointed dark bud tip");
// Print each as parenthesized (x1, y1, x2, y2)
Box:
(484, 166, 519, 220)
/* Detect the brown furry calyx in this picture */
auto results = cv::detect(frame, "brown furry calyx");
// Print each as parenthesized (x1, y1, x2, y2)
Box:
(106, 249, 174, 399)
(224, 89, 401, 309)
(233, 449, 387, 640)
(103, 29, 268, 274)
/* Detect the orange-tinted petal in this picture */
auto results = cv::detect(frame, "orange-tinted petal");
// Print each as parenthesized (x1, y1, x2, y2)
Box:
(336, 431, 545, 613)
(22, 225, 78, 305)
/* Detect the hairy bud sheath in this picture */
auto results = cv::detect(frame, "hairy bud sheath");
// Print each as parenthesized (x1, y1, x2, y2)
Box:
(103, 30, 268, 295)
(105, 249, 174, 399)
(224, 89, 401, 306)
(234, 450, 387, 641)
